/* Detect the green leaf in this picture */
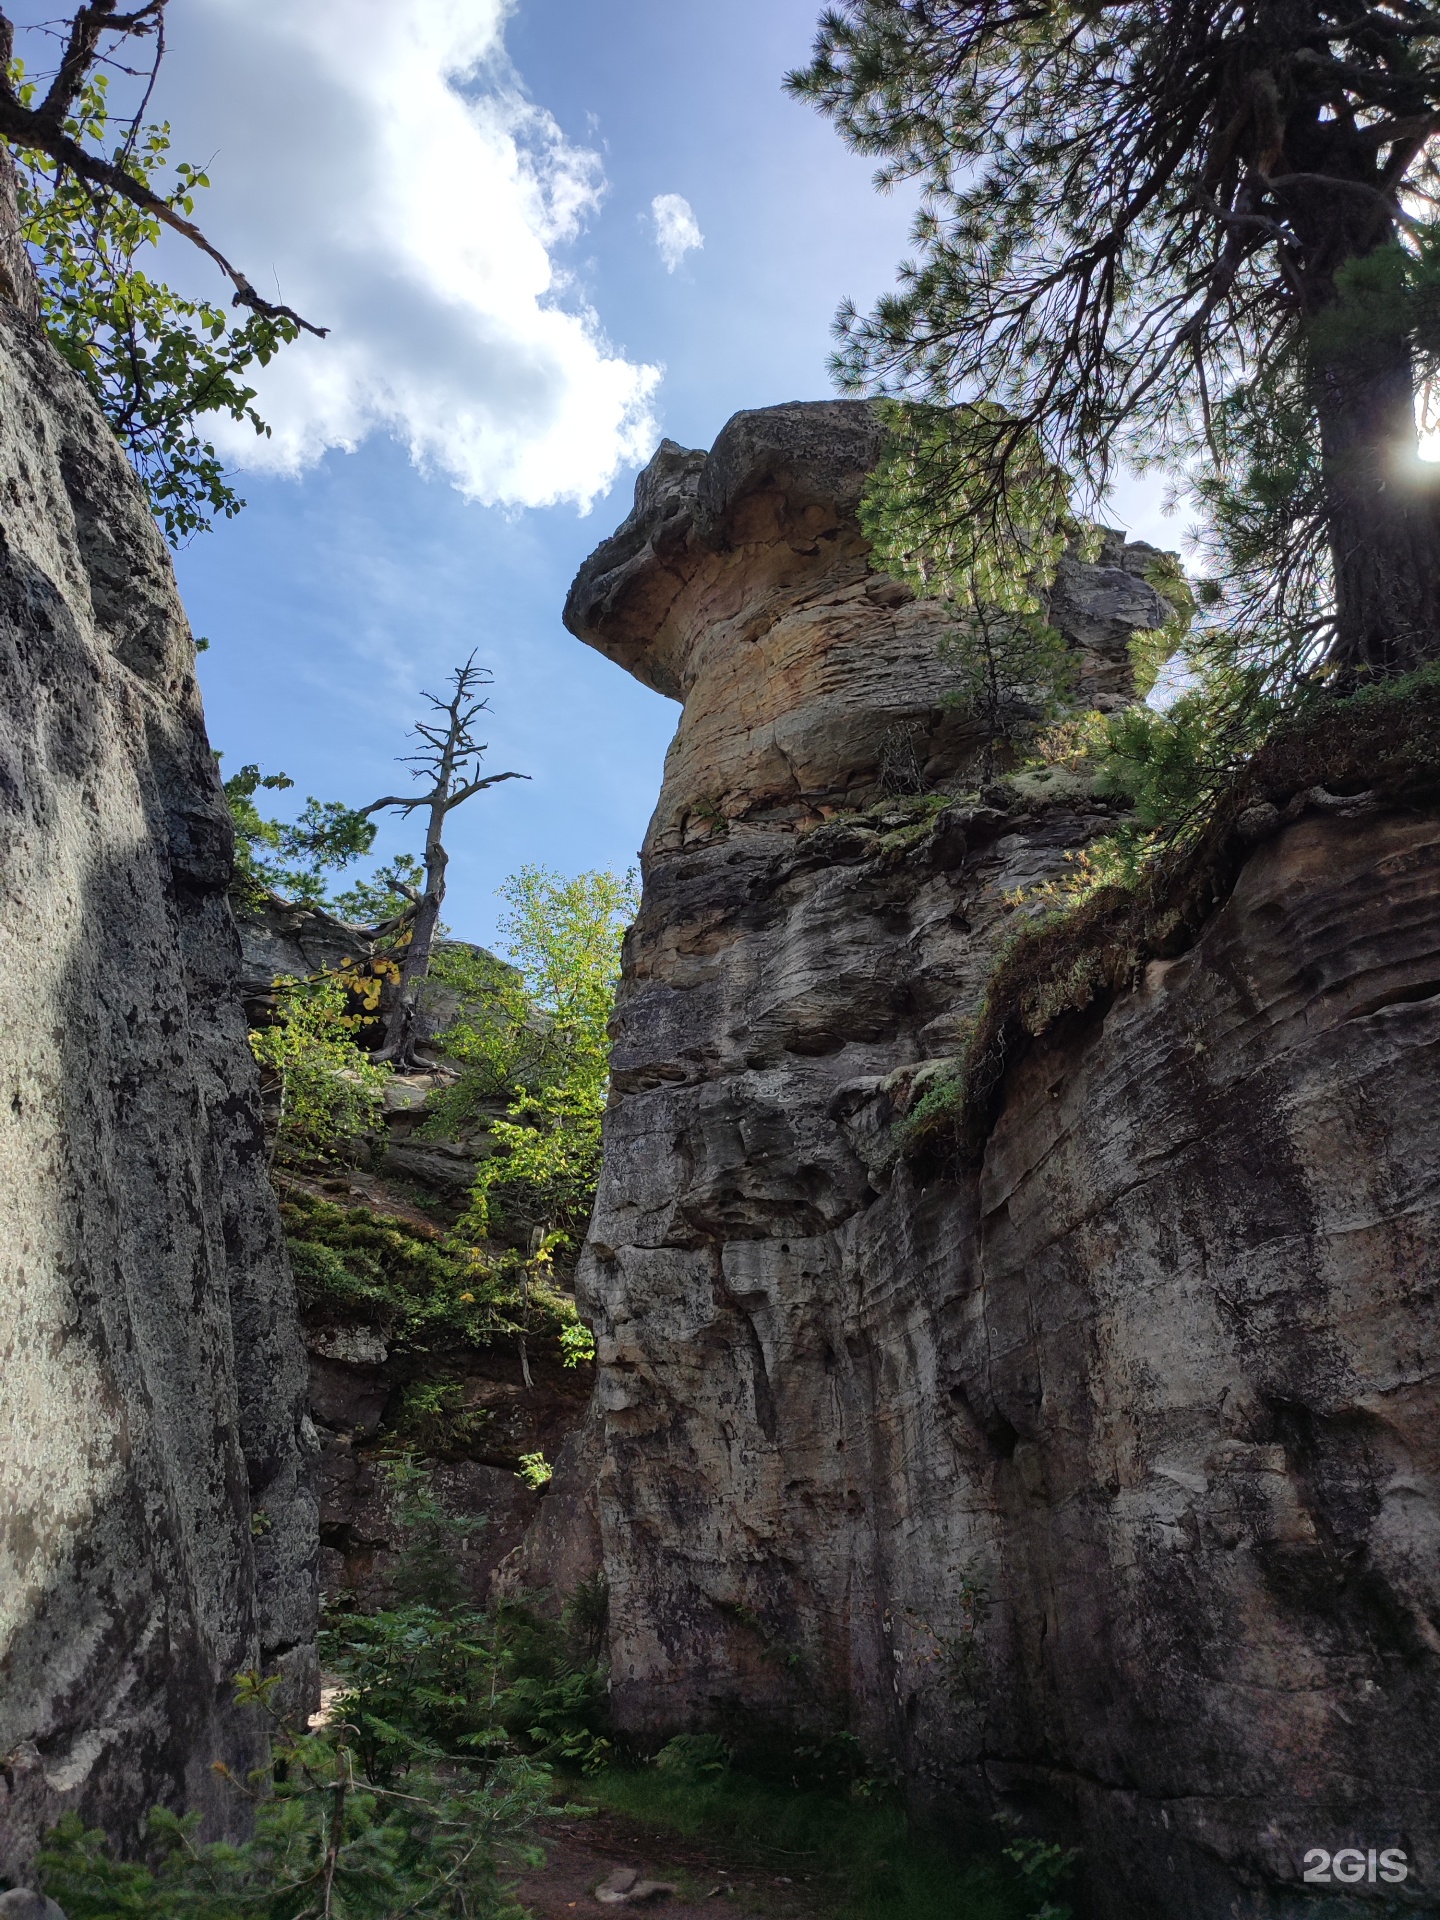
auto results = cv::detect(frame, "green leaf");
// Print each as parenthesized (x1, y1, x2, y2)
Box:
(12, 65, 299, 543)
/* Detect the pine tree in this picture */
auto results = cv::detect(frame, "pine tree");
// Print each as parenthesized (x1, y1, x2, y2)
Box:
(788, 1, 1440, 677)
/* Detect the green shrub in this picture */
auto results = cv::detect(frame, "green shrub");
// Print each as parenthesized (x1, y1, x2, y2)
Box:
(321, 1604, 510, 1785)
(250, 973, 391, 1164)
(321, 1593, 610, 1784)
(39, 1697, 547, 1920)
(223, 764, 377, 912)
(515, 1451, 552, 1491)
(40, 1463, 616, 1914)
(317, 1463, 611, 1782)
(436, 868, 636, 1244)
(653, 1732, 732, 1779)
(562, 1574, 609, 1658)
(280, 1189, 477, 1332)
(486, 1604, 611, 1775)
(1094, 681, 1275, 837)
(558, 1321, 596, 1367)
(380, 1454, 489, 1609)
(387, 1382, 494, 1463)
(892, 1055, 970, 1158)
(1003, 1837, 1079, 1920)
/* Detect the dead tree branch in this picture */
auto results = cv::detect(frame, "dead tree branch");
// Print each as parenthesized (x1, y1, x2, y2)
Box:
(364, 654, 528, 1067)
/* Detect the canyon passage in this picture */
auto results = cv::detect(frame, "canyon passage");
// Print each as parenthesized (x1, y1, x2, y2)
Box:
(2, 333, 1439, 1920)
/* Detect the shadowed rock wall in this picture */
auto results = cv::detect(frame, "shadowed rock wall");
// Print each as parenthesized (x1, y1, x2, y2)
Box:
(539, 401, 1440, 1917)
(0, 296, 316, 1873)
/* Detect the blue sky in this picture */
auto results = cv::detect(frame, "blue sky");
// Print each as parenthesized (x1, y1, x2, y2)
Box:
(16, 0, 1182, 948)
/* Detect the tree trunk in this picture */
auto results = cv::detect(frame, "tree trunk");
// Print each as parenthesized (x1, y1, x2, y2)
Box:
(382, 878, 443, 1066)
(1310, 328, 1440, 675)
(380, 789, 452, 1066)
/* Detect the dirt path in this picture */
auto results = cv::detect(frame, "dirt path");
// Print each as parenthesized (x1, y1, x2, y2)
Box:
(516, 1808, 826, 1920)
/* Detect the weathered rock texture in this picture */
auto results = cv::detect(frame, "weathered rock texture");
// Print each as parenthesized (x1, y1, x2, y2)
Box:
(0, 299, 316, 1872)
(545, 402, 1440, 1917)
(233, 900, 596, 1610)
(309, 1323, 590, 1612)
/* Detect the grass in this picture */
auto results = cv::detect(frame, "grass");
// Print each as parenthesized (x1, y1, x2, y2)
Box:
(570, 1765, 1040, 1920)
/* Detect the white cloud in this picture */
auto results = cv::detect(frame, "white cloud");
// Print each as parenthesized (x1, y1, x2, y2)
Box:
(150, 0, 660, 509)
(650, 193, 704, 274)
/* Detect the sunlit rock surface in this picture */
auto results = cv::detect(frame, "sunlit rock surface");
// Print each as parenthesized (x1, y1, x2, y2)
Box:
(535, 401, 1440, 1918)
(0, 295, 316, 1874)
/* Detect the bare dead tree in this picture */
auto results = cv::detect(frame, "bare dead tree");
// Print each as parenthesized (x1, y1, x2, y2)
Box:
(363, 656, 527, 1068)
(0, 1, 325, 335)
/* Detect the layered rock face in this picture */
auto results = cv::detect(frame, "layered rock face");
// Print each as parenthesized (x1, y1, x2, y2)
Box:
(552, 403, 1440, 1916)
(0, 302, 315, 1871)
(970, 808, 1440, 1914)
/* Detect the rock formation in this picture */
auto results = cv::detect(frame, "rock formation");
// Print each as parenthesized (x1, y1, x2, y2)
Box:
(310, 1328, 589, 1612)
(0, 292, 315, 1869)
(542, 402, 1440, 1916)
(231, 900, 595, 1607)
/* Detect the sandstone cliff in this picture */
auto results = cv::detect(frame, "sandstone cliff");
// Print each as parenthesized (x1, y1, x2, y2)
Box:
(0, 296, 316, 1870)
(540, 402, 1440, 1917)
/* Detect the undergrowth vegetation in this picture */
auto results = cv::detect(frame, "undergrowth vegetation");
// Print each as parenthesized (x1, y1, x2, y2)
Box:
(579, 1740, 1074, 1920)
(279, 1186, 588, 1366)
(320, 1461, 613, 1783)
(40, 1752, 548, 1920)
(37, 1458, 1071, 1920)
(903, 666, 1440, 1168)
(246, 864, 633, 1339)
(239, 864, 629, 1408)
(34, 1464, 598, 1919)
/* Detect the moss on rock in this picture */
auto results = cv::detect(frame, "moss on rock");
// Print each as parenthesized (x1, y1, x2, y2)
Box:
(904, 672, 1440, 1168)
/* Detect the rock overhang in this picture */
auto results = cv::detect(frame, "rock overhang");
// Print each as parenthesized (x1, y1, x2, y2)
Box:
(564, 400, 1178, 733)
(563, 401, 887, 699)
